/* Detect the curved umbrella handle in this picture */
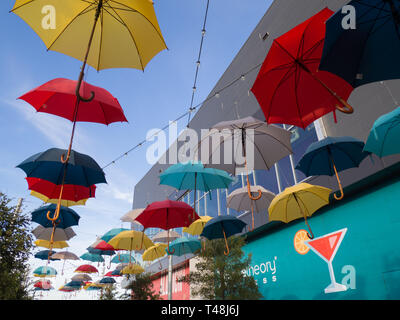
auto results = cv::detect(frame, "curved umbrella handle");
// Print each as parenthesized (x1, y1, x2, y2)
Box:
(60, 152, 71, 164)
(331, 160, 345, 201)
(222, 229, 230, 256)
(76, 89, 95, 103)
(335, 100, 354, 114)
(167, 244, 175, 255)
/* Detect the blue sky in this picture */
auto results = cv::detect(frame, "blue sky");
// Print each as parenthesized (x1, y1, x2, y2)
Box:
(0, 0, 272, 298)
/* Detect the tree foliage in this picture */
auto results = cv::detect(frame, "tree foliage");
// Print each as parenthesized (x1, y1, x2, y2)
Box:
(99, 284, 117, 300)
(180, 235, 262, 300)
(0, 193, 33, 299)
(121, 273, 161, 300)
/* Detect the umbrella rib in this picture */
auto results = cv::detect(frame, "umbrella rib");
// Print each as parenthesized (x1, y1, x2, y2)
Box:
(330, 143, 365, 170)
(97, 8, 105, 71)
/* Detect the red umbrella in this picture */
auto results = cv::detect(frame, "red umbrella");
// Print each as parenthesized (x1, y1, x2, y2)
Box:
(251, 8, 354, 129)
(74, 264, 98, 274)
(105, 271, 121, 277)
(93, 240, 116, 251)
(19, 78, 128, 125)
(26, 177, 96, 202)
(136, 200, 200, 254)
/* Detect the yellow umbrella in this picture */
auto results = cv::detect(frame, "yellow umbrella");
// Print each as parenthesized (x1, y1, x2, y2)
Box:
(34, 239, 69, 249)
(183, 216, 213, 236)
(142, 243, 167, 270)
(11, 0, 167, 72)
(108, 230, 154, 264)
(121, 263, 144, 275)
(30, 191, 88, 207)
(268, 183, 332, 239)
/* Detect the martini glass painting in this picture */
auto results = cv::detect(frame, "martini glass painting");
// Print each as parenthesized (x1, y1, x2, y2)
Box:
(305, 228, 348, 294)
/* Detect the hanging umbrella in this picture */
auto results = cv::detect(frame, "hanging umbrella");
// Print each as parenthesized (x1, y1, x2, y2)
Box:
(99, 277, 116, 285)
(295, 136, 371, 200)
(110, 269, 122, 277)
(319, 0, 400, 88)
(108, 230, 154, 264)
(19, 78, 128, 125)
(51, 251, 79, 261)
(34, 240, 69, 249)
(100, 228, 130, 243)
(33, 266, 57, 278)
(364, 107, 400, 157)
(34, 280, 52, 290)
(30, 191, 89, 207)
(74, 264, 98, 274)
(227, 186, 275, 231)
(64, 281, 84, 290)
(268, 183, 332, 239)
(183, 216, 213, 236)
(34, 250, 59, 261)
(251, 8, 354, 129)
(32, 225, 76, 242)
(80, 252, 105, 263)
(87, 246, 115, 256)
(110, 253, 136, 264)
(167, 237, 202, 257)
(197, 117, 292, 203)
(26, 177, 96, 204)
(136, 200, 200, 253)
(121, 264, 145, 275)
(120, 208, 145, 225)
(142, 243, 168, 262)
(72, 274, 92, 282)
(31, 204, 80, 229)
(59, 286, 77, 292)
(152, 230, 181, 243)
(200, 216, 247, 256)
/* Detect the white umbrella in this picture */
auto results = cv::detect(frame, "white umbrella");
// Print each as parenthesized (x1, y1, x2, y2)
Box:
(32, 225, 76, 242)
(120, 208, 144, 225)
(71, 274, 92, 282)
(152, 230, 181, 243)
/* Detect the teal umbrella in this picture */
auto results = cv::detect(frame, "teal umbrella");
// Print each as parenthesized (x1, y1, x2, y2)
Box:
(111, 253, 135, 264)
(33, 266, 57, 277)
(80, 252, 104, 263)
(167, 237, 201, 257)
(364, 107, 400, 157)
(100, 228, 129, 243)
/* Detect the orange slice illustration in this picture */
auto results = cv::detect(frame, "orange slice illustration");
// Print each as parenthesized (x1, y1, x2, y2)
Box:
(294, 229, 310, 255)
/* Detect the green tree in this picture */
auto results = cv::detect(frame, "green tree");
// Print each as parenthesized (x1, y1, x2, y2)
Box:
(99, 284, 117, 300)
(0, 194, 33, 300)
(120, 273, 161, 300)
(180, 235, 262, 300)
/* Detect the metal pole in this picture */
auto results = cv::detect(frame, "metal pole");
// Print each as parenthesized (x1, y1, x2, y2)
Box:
(252, 170, 257, 185)
(225, 190, 230, 215)
(274, 164, 282, 193)
(168, 255, 173, 300)
(217, 189, 221, 216)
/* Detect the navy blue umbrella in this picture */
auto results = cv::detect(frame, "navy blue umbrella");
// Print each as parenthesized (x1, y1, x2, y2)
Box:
(200, 215, 247, 256)
(99, 277, 116, 284)
(296, 136, 371, 200)
(320, 0, 400, 88)
(34, 250, 59, 261)
(17, 148, 107, 187)
(32, 204, 80, 229)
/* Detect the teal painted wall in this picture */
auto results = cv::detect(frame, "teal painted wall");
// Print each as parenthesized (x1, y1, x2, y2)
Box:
(243, 180, 400, 300)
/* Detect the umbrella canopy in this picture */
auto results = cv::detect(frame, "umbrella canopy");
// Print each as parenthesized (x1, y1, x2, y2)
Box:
(167, 237, 202, 257)
(136, 200, 200, 230)
(11, 0, 167, 71)
(296, 136, 371, 200)
(227, 186, 275, 231)
(120, 208, 144, 225)
(121, 264, 144, 275)
(31, 204, 80, 229)
(151, 230, 181, 243)
(71, 274, 92, 282)
(34, 250, 59, 261)
(183, 216, 213, 236)
(100, 228, 130, 243)
(33, 266, 57, 278)
(30, 190, 88, 207)
(110, 269, 122, 277)
(34, 280, 52, 290)
(201, 216, 247, 255)
(32, 225, 76, 242)
(111, 253, 136, 264)
(99, 277, 116, 285)
(142, 243, 168, 262)
(34, 239, 68, 249)
(87, 246, 115, 256)
(268, 183, 332, 239)
(364, 107, 400, 157)
(80, 252, 105, 263)
(19, 78, 128, 124)
(108, 230, 154, 253)
(17, 148, 107, 188)
(319, 0, 400, 88)
(51, 251, 79, 261)
(74, 264, 98, 274)
(65, 281, 84, 289)
(26, 177, 96, 203)
(251, 8, 354, 129)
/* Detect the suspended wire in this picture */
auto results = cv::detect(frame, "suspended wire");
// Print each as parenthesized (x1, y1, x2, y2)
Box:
(187, 0, 211, 127)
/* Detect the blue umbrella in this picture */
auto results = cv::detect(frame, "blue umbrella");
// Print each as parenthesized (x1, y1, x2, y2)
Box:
(364, 107, 400, 157)
(111, 253, 135, 264)
(80, 252, 105, 263)
(65, 280, 83, 289)
(111, 269, 122, 276)
(87, 246, 115, 256)
(296, 136, 371, 200)
(34, 250, 59, 261)
(100, 228, 129, 243)
(167, 237, 201, 256)
(201, 215, 247, 256)
(17, 148, 107, 187)
(31, 204, 80, 229)
(99, 277, 116, 284)
(320, 0, 400, 88)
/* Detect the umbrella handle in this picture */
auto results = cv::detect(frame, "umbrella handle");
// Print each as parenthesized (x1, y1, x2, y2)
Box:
(335, 101, 353, 114)
(223, 229, 230, 256)
(167, 243, 175, 255)
(332, 160, 344, 201)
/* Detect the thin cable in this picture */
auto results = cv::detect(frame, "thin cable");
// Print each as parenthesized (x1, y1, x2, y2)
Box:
(187, 0, 211, 127)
